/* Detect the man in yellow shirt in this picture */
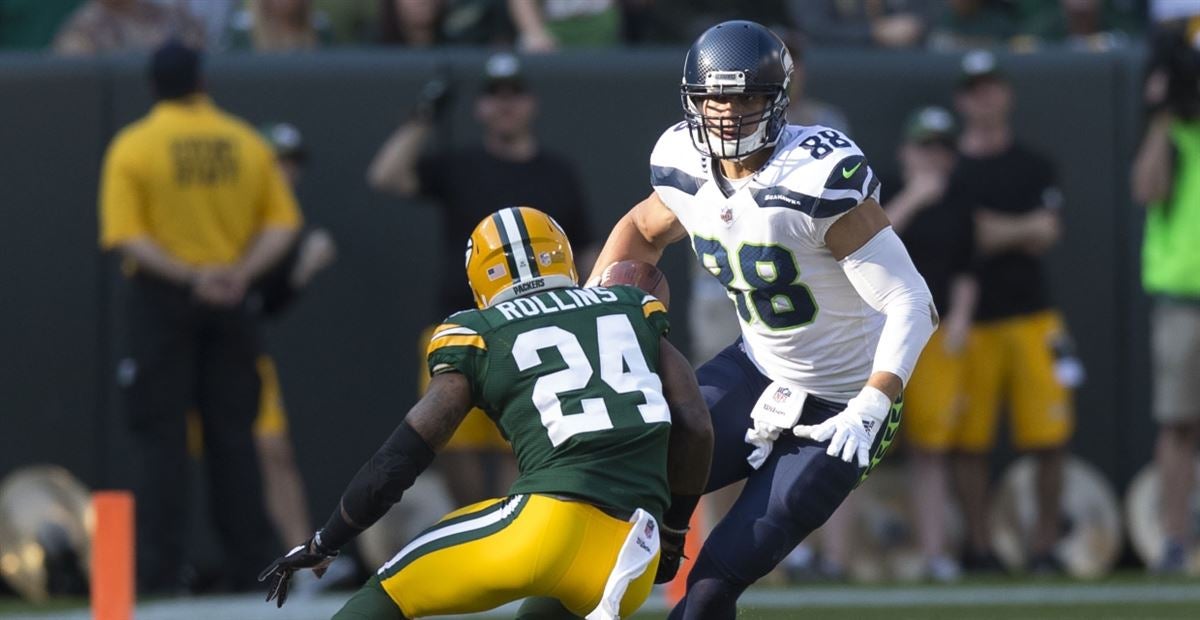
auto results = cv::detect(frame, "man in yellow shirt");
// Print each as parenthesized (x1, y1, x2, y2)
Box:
(99, 40, 301, 593)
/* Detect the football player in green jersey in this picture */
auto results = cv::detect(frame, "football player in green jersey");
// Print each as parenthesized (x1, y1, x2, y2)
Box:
(260, 207, 713, 619)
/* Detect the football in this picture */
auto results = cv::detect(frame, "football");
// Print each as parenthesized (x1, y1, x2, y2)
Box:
(598, 260, 670, 309)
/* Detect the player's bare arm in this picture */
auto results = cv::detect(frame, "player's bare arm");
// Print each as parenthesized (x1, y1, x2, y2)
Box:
(658, 337, 714, 496)
(655, 335, 713, 584)
(404, 371, 476, 449)
(825, 197, 893, 261)
(588, 191, 686, 284)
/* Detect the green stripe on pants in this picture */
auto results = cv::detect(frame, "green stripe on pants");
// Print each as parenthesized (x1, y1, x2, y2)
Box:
(378, 494, 530, 580)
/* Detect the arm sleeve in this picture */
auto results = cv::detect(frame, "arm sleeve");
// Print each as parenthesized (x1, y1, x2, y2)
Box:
(318, 420, 436, 551)
(840, 227, 938, 386)
(98, 137, 147, 249)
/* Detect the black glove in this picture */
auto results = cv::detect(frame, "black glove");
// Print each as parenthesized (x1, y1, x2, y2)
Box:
(258, 534, 338, 608)
(654, 525, 689, 584)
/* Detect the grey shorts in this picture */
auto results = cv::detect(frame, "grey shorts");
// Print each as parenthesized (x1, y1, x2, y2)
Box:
(1152, 299, 1200, 423)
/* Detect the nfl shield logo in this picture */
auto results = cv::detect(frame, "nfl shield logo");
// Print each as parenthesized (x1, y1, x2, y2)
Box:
(720, 206, 734, 224)
(644, 521, 655, 537)
(774, 386, 792, 402)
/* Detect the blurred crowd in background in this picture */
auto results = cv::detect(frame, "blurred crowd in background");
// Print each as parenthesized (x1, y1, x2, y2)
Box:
(0, 0, 1158, 56)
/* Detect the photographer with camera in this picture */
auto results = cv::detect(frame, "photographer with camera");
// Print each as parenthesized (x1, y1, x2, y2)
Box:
(1131, 21, 1200, 575)
(366, 52, 595, 508)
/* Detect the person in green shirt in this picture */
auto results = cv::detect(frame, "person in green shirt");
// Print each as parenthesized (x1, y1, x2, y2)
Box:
(1131, 26, 1200, 573)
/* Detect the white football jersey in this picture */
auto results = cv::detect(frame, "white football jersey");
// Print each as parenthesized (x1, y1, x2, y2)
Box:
(651, 122, 884, 401)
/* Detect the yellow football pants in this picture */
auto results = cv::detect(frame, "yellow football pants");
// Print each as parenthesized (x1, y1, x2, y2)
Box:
(371, 494, 658, 618)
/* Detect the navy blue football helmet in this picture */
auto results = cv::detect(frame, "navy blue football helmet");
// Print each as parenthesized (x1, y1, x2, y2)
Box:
(681, 21, 793, 160)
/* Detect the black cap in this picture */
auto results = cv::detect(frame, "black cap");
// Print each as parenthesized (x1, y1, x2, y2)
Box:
(149, 39, 201, 100)
(904, 106, 957, 145)
(957, 49, 1007, 90)
(482, 52, 528, 95)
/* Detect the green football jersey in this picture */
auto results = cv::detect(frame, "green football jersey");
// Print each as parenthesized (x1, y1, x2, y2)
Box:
(427, 285, 672, 519)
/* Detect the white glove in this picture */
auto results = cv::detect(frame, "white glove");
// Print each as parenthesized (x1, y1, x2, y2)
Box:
(793, 386, 891, 468)
(744, 420, 782, 470)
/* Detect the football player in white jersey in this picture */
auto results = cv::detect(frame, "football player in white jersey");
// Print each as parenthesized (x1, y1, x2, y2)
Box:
(588, 20, 937, 619)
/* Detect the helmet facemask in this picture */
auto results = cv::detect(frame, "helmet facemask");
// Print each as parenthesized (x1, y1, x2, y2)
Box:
(681, 87, 789, 161)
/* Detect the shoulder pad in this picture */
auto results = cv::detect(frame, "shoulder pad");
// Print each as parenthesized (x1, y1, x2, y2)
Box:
(753, 127, 879, 219)
(650, 122, 709, 197)
(428, 310, 490, 355)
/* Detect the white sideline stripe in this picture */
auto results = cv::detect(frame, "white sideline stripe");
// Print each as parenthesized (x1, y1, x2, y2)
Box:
(498, 208, 533, 281)
(377, 495, 524, 575)
(30, 582, 1200, 620)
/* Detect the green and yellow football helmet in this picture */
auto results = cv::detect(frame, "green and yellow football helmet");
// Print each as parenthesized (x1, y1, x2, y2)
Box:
(465, 206, 577, 308)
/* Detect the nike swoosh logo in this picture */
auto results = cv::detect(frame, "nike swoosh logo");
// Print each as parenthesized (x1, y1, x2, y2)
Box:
(841, 162, 863, 179)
